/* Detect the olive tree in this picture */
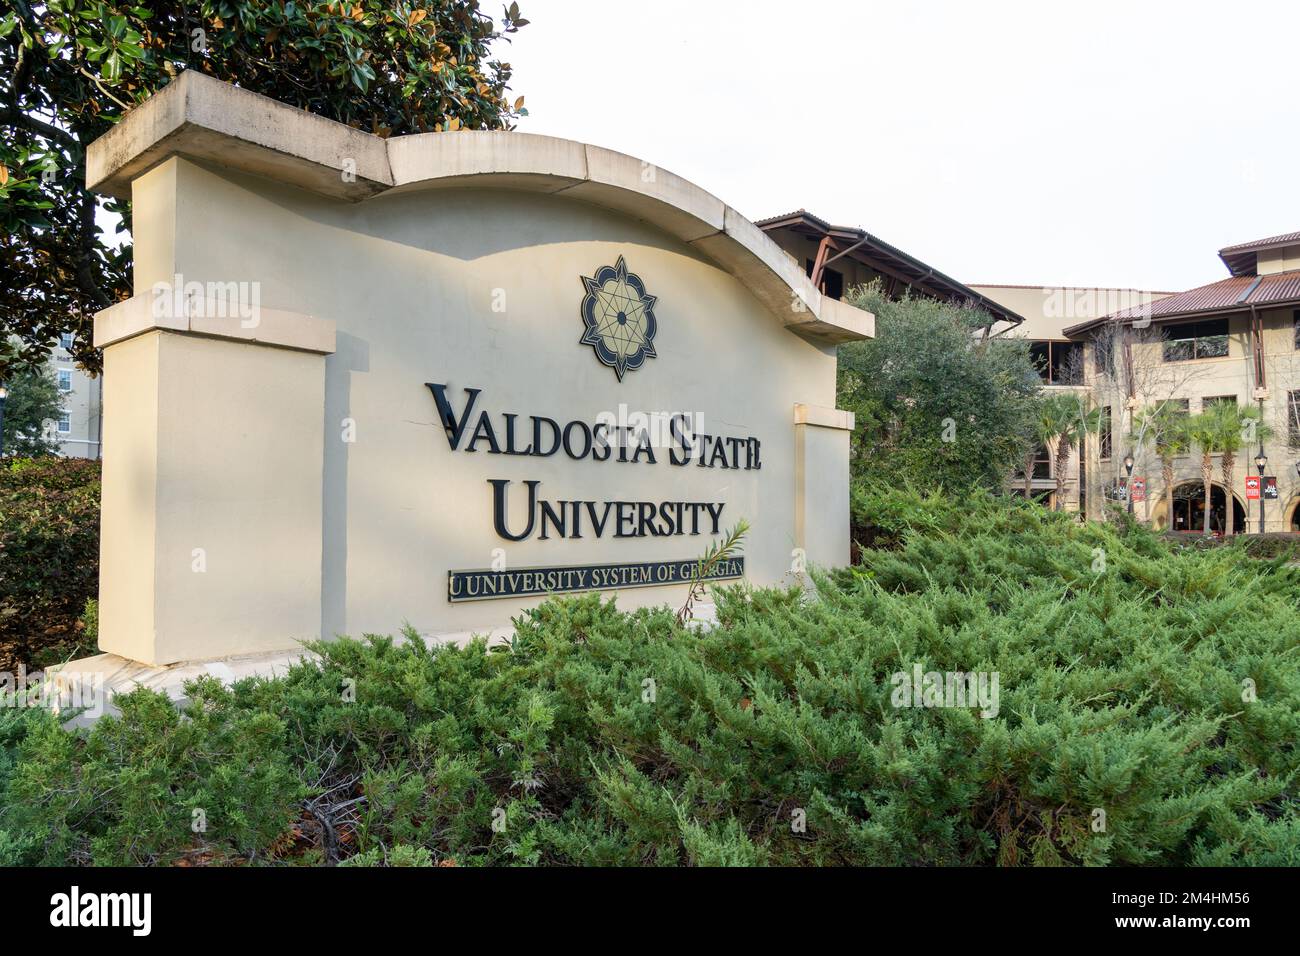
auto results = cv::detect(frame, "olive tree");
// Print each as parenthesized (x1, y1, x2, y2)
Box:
(839, 284, 1043, 494)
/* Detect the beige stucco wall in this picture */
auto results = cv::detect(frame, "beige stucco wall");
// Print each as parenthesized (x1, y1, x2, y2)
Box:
(970, 285, 1173, 340)
(1257, 245, 1300, 276)
(98, 326, 328, 664)
(153, 332, 326, 661)
(794, 418, 851, 567)
(98, 332, 160, 661)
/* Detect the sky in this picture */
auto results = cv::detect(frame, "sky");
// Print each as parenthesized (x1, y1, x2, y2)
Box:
(507, 0, 1300, 292)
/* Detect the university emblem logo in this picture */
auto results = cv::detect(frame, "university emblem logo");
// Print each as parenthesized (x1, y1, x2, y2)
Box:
(579, 256, 658, 380)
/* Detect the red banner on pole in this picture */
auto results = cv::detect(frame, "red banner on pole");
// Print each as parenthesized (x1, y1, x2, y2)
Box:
(1246, 476, 1261, 500)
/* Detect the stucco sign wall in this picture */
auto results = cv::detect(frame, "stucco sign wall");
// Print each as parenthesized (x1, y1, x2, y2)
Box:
(86, 74, 871, 666)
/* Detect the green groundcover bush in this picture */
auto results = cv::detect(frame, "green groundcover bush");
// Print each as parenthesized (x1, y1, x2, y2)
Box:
(0, 457, 101, 671)
(0, 487, 1296, 866)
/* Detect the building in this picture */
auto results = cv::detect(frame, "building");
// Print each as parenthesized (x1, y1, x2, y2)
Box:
(975, 230, 1300, 533)
(758, 212, 1300, 532)
(1, 333, 102, 458)
(969, 284, 1172, 514)
(759, 209, 1024, 331)
(49, 333, 103, 459)
(754, 211, 1136, 513)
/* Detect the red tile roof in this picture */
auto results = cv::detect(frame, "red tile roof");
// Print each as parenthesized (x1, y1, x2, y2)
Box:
(1219, 231, 1300, 276)
(1062, 268, 1300, 336)
(1219, 231, 1300, 253)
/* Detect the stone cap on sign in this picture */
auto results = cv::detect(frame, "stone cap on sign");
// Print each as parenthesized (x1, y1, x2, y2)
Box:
(86, 72, 393, 201)
(86, 71, 872, 347)
(94, 293, 336, 355)
(794, 403, 856, 431)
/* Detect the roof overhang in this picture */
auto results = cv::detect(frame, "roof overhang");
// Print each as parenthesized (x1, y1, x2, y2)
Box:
(87, 72, 871, 347)
(1220, 249, 1259, 278)
(1062, 316, 1121, 337)
(1218, 232, 1300, 277)
(756, 210, 1024, 328)
(1063, 297, 1300, 338)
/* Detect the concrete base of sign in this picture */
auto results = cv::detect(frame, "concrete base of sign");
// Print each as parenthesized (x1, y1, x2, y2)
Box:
(50, 602, 720, 727)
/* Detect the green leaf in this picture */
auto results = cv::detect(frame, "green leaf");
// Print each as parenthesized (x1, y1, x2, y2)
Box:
(102, 50, 122, 81)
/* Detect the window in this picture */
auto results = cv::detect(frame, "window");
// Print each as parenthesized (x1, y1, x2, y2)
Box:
(1019, 444, 1050, 481)
(1028, 340, 1083, 384)
(57, 369, 72, 393)
(1203, 395, 1236, 410)
(1017, 442, 1051, 480)
(59, 332, 74, 350)
(57, 411, 71, 434)
(1289, 391, 1300, 449)
(1162, 318, 1229, 362)
(1100, 406, 1112, 460)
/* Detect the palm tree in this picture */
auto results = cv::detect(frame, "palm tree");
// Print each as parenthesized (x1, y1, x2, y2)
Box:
(1037, 393, 1101, 512)
(1185, 410, 1236, 537)
(1019, 401, 1058, 500)
(1209, 403, 1272, 536)
(1132, 404, 1190, 532)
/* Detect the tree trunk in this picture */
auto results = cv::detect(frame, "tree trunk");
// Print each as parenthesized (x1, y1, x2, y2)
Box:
(1221, 451, 1235, 536)
(1201, 453, 1213, 536)
(1054, 438, 1072, 512)
(1162, 456, 1175, 531)
(1023, 449, 1035, 499)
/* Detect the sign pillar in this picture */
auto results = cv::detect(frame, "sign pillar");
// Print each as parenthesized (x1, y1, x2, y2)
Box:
(96, 298, 335, 665)
(94, 159, 337, 665)
(793, 403, 856, 569)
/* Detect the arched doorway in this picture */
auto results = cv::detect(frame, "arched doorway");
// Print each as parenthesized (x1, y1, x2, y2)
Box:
(1285, 496, 1300, 532)
(1160, 481, 1246, 534)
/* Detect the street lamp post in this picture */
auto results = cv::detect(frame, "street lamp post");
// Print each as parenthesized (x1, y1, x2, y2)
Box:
(1123, 452, 1135, 515)
(1256, 450, 1268, 534)
(0, 384, 7, 459)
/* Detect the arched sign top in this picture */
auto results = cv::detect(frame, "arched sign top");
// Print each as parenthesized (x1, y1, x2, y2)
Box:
(87, 71, 871, 347)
